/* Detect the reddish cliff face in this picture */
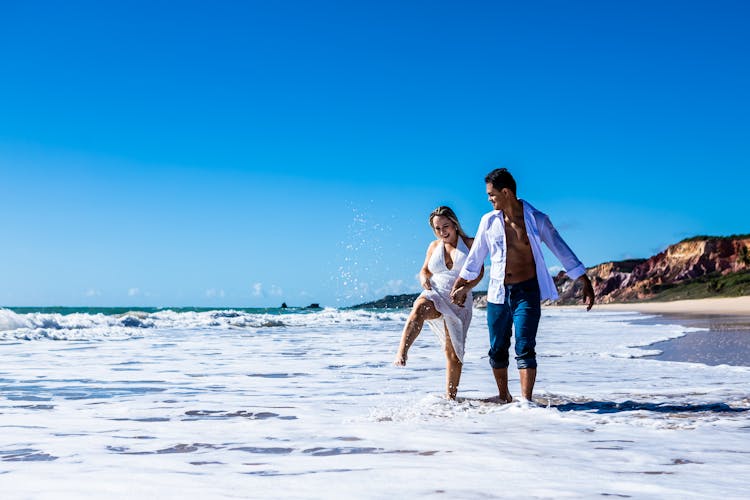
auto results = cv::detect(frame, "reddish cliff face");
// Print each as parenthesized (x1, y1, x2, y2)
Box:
(554, 237, 750, 303)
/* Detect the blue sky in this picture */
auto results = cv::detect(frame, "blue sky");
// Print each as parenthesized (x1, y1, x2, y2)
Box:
(1, 0, 748, 307)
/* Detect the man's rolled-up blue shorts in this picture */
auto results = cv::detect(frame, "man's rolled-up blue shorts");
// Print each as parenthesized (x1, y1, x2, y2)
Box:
(486, 277, 541, 370)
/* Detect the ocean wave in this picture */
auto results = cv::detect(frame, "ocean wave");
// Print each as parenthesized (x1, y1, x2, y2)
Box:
(0, 308, 29, 331)
(0, 307, 408, 341)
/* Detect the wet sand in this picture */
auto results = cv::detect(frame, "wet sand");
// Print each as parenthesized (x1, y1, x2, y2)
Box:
(634, 314, 750, 366)
(591, 297, 750, 367)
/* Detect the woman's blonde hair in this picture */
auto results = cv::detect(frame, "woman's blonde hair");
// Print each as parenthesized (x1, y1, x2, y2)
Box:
(429, 206, 469, 239)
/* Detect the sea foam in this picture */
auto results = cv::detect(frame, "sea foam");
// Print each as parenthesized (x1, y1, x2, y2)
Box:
(0, 307, 748, 498)
(0, 307, 408, 341)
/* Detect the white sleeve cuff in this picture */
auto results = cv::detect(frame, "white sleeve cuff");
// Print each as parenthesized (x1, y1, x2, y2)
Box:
(459, 268, 480, 281)
(566, 264, 586, 280)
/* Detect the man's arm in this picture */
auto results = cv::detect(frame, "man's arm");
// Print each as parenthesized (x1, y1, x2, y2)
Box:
(465, 264, 485, 288)
(451, 225, 489, 306)
(451, 266, 484, 307)
(537, 213, 595, 310)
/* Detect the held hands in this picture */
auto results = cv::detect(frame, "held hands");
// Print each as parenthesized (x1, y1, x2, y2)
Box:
(578, 274, 595, 311)
(450, 287, 468, 307)
(450, 280, 470, 308)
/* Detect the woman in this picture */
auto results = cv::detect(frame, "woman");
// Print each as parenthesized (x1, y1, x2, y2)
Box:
(394, 206, 483, 399)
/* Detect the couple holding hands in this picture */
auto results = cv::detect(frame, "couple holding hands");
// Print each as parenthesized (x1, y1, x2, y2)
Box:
(394, 168, 595, 402)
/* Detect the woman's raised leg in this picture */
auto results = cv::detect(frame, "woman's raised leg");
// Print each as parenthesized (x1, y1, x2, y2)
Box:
(394, 298, 440, 366)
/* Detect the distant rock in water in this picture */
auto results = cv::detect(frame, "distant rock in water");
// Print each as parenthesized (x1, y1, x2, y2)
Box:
(305, 303, 321, 309)
(554, 235, 750, 304)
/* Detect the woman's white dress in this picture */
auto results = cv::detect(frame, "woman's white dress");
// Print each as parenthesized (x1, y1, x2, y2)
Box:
(419, 237, 472, 363)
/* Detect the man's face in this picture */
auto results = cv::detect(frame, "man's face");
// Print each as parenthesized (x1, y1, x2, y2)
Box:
(486, 183, 505, 210)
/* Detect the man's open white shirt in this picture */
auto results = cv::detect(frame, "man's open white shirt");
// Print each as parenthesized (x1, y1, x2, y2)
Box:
(459, 200, 586, 304)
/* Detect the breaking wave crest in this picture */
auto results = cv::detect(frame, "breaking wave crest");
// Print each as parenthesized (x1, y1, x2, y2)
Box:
(0, 307, 407, 341)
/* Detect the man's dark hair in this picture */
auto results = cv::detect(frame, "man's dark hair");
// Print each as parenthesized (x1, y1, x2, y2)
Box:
(485, 168, 516, 195)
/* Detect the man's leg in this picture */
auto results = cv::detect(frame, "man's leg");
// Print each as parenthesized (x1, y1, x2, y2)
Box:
(491, 367, 512, 403)
(511, 281, 541, 401)
(487, 301, 513, 403)
(519, 368, 536, 401)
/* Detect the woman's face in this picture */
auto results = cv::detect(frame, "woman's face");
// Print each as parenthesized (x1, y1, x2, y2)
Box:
(432, 215, 457, 243)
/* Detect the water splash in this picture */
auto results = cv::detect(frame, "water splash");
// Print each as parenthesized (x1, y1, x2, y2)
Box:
(334, 204, 391, 305)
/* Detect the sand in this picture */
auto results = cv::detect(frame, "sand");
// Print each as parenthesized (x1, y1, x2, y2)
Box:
(592, 296, 750, 316)
(575, 296, 750, 367)
(549, 296, 750, 366)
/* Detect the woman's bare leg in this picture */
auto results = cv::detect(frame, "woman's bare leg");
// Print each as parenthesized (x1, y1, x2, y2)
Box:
(444, 328, 462, 400)
(394, 298, 440, 366)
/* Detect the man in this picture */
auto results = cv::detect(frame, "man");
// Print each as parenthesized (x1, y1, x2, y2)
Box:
(451, 168, 595, 403)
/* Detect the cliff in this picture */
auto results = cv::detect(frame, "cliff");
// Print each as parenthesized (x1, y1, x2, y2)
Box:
(555, 235, 750, 304)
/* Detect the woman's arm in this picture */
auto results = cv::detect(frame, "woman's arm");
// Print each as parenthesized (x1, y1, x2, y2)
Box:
(419, 240, 439, 290)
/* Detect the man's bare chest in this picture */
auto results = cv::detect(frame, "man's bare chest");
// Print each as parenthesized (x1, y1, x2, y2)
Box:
(504, 216, 531, 252)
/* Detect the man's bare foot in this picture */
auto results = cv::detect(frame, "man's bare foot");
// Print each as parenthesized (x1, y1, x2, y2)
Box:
(393, 352, 407, 366)
(482, 393, 513, 404)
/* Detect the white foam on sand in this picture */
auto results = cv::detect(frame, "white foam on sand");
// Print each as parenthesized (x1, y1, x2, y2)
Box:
(0, 307, 749, 498)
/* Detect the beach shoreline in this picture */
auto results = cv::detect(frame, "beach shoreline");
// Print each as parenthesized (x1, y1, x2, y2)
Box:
(552, 296, 750, 367)
(583, 296, 750, 317)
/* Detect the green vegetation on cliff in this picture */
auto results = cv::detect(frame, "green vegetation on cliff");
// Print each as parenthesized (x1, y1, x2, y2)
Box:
(350, 294, 419, 309)
(679, 234, 750, 243)
(642, 270, 750, 302)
